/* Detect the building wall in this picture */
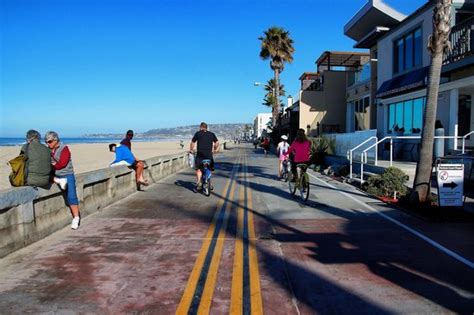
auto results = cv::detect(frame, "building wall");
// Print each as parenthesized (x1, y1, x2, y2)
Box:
(299, 91, 322, 133)
(254, 113, 272, 138)
(321, 71, 349, 132)
(377, 4, 434, 88)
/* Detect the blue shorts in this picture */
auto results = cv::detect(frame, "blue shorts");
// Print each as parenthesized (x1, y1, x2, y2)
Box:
(58, 173, 79, 206)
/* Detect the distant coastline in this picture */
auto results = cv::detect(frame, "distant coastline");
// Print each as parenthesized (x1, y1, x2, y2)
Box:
(0, 137, 181, 147)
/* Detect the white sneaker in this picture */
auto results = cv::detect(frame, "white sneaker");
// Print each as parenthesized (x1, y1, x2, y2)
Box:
(57, 178, 68, 190)
(71, 217, 80, 230)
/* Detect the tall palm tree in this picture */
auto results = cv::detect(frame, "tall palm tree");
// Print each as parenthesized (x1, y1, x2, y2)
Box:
(259, 27, 295, 125)
(411, 0, 452, 204)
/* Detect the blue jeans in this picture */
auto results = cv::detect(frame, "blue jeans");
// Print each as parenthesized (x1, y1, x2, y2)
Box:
(58, 173, 79, 206)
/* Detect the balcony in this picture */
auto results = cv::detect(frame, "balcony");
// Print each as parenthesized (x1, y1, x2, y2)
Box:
(443, 16, 474, 68)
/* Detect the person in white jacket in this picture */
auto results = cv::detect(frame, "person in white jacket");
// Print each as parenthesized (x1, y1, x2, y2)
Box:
(277, 135, 290, 179)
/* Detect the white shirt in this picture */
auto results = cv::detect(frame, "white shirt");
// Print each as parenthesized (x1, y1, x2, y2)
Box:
(277, 141, 290, 156)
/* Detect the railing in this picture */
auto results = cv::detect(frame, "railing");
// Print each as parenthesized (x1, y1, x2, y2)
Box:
(354, 132, 473, 184)
(462, 131, 474, 153)
(348, 136, 377, 179)
(444, 16, 474, 65)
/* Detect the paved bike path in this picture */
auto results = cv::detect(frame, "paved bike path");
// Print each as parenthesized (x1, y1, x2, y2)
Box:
(0, 144, 473, 314)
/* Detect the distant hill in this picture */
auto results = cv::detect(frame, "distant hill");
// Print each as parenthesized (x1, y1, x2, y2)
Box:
(84, 123, 251, 140)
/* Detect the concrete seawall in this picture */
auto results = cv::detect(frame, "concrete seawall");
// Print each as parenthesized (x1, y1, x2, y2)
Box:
(0, 153, 189, 258)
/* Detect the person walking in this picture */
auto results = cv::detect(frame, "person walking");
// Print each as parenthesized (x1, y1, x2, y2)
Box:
(262, 137, 270, 156)
(189, 122, 219, 191)
(45, 131, 81, 230)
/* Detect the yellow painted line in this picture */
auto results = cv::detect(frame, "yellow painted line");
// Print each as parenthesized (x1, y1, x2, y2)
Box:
(246, 154, 264, 314)
(197, 177, 237, 314)
(230, 183, 245, 315)
(176, 152, 241, 315)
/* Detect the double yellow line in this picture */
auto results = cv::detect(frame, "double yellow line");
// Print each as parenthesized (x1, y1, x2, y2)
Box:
(230, 153, 263, 314)
(176, 150, 263, 314)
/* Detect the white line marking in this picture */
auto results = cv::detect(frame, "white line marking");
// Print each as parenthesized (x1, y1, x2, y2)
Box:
(308, 172, 474, 269)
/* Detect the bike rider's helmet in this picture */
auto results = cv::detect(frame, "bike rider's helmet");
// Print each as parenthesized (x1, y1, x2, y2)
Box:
(281, 135, 288, 141)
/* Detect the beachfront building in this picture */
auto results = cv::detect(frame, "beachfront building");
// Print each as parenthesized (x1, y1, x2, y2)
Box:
(376, 0, 474, 153)
(282, 51, 370, 139)
(253, 113, 272, 139)
(344, 0, 406, 133)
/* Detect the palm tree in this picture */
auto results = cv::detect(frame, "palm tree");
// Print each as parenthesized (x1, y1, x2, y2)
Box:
(264, 79, 286, 99)
(411, 0, 452, 204)
(259, 27, 295, 125)
(262, 79, 285, 108)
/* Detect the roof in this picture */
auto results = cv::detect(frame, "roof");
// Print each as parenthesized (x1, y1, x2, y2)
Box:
(315, 51, 370, 67)
(354, 26, 390, 48)
(298, 72, 319, 80)
(344, 0, 405, 42)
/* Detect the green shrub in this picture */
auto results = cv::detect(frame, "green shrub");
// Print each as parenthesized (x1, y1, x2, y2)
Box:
(310, 136, 335, 165)
(366, 167, 408, 198)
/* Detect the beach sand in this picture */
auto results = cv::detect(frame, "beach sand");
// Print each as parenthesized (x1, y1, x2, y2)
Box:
(0, 141, 187, 191)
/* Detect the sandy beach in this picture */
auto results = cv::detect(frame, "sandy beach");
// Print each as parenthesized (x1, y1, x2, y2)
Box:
(0, 141, 186, 191)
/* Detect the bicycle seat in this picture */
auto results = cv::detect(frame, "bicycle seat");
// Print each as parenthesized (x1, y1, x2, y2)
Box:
(296, 163, 308, 170)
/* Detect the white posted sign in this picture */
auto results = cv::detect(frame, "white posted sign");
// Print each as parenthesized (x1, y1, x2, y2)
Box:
(437, 164, 464, 207)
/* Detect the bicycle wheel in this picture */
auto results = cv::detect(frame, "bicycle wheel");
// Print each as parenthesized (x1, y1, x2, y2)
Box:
(203, 179, 211, 196)
(299, 173, 310, 201)
(288, 172, 297, 195)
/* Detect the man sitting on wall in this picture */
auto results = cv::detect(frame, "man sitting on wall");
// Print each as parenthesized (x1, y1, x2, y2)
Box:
(109, 143, 148, 190)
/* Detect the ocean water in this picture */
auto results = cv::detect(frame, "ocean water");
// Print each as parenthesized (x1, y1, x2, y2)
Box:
(0, 137, 176, 146)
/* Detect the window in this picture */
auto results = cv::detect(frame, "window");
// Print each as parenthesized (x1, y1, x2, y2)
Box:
(354, 96, 370, 131)
(388, 97, 426, 134)
(393, 27, 422, 74)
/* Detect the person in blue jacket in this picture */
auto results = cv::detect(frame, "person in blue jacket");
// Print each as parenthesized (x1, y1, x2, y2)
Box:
(109, 143, 148, 190)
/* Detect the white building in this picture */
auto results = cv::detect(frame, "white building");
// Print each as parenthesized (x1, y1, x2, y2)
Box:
(254, 113, 272, 138)
(346, 0, 474, 155)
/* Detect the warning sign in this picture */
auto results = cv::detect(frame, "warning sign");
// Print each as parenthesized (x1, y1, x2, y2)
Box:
(437, 164, 464, 207)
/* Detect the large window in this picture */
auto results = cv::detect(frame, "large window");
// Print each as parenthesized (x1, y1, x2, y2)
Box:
(388, 97, 425, 134)
(393, 27, 422, 74)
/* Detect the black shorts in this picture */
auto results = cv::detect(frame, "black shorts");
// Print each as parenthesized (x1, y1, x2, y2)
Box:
(195, 156, 215, 171)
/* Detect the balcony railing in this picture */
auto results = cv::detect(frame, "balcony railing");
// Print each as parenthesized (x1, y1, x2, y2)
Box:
(444, 16, 474, 65)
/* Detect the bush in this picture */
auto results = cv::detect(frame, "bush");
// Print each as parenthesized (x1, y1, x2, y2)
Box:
(310, 136, 335, 165)
(366, 167, 408, 198)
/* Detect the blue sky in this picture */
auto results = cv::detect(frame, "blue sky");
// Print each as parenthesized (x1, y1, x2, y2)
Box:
(1, 0, 427, 137)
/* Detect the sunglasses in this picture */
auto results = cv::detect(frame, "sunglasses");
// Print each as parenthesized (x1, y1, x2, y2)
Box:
(46, 140, 55, 144)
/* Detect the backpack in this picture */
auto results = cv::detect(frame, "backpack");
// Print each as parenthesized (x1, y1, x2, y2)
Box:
(8, 144, 29, 187)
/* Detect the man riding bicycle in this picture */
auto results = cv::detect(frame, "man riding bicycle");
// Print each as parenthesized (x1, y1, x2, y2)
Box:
(189, 122, 219, 191)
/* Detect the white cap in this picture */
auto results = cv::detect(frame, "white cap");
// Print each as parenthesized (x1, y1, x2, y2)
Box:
(281, 135, 288, 140)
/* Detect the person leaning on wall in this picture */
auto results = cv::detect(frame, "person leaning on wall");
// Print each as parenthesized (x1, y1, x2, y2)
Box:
(45, 131, 81, 230)
(20, 129, 53, 188)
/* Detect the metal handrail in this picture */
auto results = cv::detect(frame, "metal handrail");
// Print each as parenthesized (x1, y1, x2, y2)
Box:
(357, 132, 473, 184)
(462, 131, 474, 154)
(348, 136, 377, 179)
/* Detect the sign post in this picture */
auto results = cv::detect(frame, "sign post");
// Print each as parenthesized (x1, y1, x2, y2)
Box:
(437, 163, 464, 207)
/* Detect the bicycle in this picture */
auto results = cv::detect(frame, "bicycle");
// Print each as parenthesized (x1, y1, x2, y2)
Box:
(200, 159, 213, 197)
(281, 159, 291, 182)
(288, 163, 310, 201)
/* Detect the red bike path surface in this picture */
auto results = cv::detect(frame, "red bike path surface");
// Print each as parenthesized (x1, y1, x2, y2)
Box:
(0, 144, 473, 314)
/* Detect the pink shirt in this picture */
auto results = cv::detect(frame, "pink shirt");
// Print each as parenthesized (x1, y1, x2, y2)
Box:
(286, 140, 311, 163)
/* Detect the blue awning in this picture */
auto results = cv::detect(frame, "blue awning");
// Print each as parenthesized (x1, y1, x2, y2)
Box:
(376, 66, 429, 98)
